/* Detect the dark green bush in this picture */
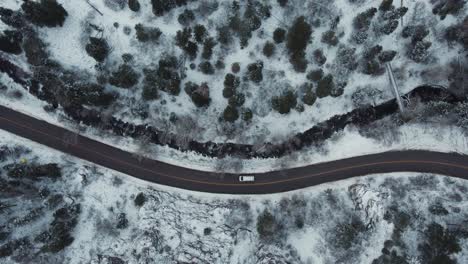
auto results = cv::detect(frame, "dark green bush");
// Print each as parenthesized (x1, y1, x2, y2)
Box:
(128, 0, 140, 12)
(353, 8, 377, 31)
(307, 69, 324, 82)
(273, 28, 286, 43)
(378, 50, 397, 62)
(22, 0, 68, 27)
(302, 90, 317, 106)
(313, 49, 327, 66)
(194, 24, 207, 43)
(199, 61, 215, 74)
(109, 64, 140, 88)
(242, 108, 253, 122)
(263, 41, 275, 57)
(316, 74, 334, 98)
(184, 82, 211, 107)
(142, 57, 181, 97)
(247, 61, 263, 83)
(321, 30, 339, 46)
(135, 24, 162, 42)
(0, 30, 22, 54)
(134, 192, 146, 207)
(85, 37, 109, 63)
(202, 37, 216, 60)
(256, 210, 278, 239)
(178, 9, 195, 26)
(223, 105, 239, 122)
(228, 93, 245, 107)
(286, 16, 311, 55)
(272, 90, 297, 114)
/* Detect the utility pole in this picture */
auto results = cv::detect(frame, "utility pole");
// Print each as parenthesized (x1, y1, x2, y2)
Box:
(385, 63, 405, 114)
(401, 0, 404, 26)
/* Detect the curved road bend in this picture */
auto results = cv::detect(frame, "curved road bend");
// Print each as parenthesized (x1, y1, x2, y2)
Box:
(0, 105, 468, 194)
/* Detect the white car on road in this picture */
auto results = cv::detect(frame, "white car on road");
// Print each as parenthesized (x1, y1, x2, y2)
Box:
(239, 175, 255, 182)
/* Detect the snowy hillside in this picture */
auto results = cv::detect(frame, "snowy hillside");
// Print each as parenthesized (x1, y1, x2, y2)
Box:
(0, 130, 467, 264)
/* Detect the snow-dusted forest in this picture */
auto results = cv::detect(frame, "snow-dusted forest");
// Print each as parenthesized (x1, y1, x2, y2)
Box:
(0, 131, 467, 264)
(1, 0, 468, 263)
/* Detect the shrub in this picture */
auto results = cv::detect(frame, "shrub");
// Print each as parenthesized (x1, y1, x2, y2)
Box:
(22, 0, 68, 27)
(242, 108, 253, 122)
(290, 51, 308, 72)
(0, 7, 26, 29)
(202, 37, 216, 60)
(362, 60, 385, 75)
(353, 8, 377, 31)
(223, 87, 235, 98)
(215, 59, 225, 70)
(0, 30, 22, 54)
(418, 223, 461, 263)
(379, 0, 393, 11)
(307, 69, 324, 81)
(203, 228, 212, 236)
(277, 0, 288, 7)
(143, 57, 181, 96)
(222, 75, 237, 96)
(175, 28, 198, 60)
(223, 105, 239, 122)
(380, 20, 399, 35)
(402, 25, 429, 43)
(378, 50, 397, 62)
(85, 37, 109, 63)
(302, 90, 317, 106)
(247, 61, 263, 83)
(313, 49, 327, 66)
(63, 83, 115, 107)
(272, 90, 297, 114)
(256, 210, 278, 239)
(116, 213, 128, 229)
(287, 16, 312, 56)
(217, 25, 232, 46)
(231, 62, 240, 73)
(109, 64, 140, 88)
(444, 17, 467, 50)
(178, 9, 195, 26)
(316, 74, 334, 98)
(407, 41, 432, 63)
(142, 82, 159, 101)
(151, 0, 191, 16)
(337, 46, 358, 71)
(198, 61, 215, 74)
(263, 41, 275, 57)
(228, 93, 245, 107)
(128, 0, 140, 12)
(273, 28, 286, 43)
(432, 0, 465, 20)
(194, 24, 207, 43)
(41, 204, 80, 253)
(364, 45, 382, 59)
(184, 82, 211, 107)
(134, 192, 146, 206)
(135, 24, 162, 42)
(321, 30, 339, 46)
(224, 73, 240, 90)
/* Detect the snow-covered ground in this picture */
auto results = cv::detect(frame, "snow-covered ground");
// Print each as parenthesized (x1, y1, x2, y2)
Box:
(0, 130, 467, 263)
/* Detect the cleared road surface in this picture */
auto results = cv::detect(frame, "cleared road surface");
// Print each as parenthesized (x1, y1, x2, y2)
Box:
(1, 105, 467, 194)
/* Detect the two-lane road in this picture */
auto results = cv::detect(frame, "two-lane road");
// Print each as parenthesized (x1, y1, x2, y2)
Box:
(1, 105, 467, 194)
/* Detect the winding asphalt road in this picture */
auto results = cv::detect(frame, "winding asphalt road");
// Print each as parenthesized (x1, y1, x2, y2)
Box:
(0, 105, 467, 194)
